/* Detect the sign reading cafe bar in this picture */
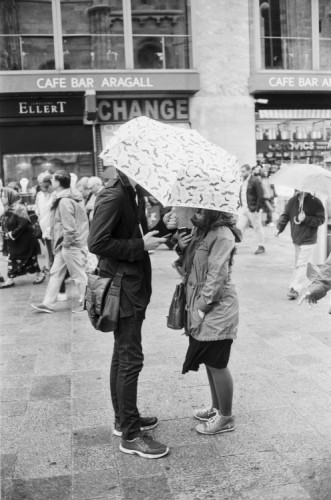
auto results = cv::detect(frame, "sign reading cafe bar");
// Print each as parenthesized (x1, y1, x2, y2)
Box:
(97, 98, 189, 123)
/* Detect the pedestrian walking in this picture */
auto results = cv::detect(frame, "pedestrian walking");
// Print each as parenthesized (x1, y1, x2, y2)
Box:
(85, 176, 104, 222)
(299, 252, 331, 313)
(0, 188, 45, 288)
(176, 208, 241, 435)
(237, 164, 266, 254)
(31, 170, 89, 313)
(35, 174, 54, 272)
(275, 190, 325, 300)
(88, 170, 177, 459)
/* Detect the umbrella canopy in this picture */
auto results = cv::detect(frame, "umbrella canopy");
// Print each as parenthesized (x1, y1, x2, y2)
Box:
(100, 117, 240, 214)
(270, 163, 331, 198)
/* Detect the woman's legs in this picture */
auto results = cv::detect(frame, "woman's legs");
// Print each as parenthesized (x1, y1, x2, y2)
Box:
(205, 365, 219, 411)
(206, 365, 233, 417)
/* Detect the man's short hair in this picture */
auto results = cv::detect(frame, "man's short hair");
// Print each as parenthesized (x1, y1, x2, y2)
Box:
(54, 170, 71, 189)
(241, 164, 251, 171)
(87, 176, 103, 189)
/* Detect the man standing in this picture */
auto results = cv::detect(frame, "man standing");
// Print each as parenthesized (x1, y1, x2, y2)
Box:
(276, 190, 325, 300)
(237, 164, 266, 254)
(88, 171, 176, 459)
(31, 170, 88, 313)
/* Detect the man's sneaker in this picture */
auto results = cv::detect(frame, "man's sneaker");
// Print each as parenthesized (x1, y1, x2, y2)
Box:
(193, 406, 217, 421)
(120, 433, 169, 459)
(72, 304, 85, 314)
(57, 293, 68, 302)
(287, 288, 299, 300)
(31, 303, 54, 314)
(113, 416, 159, 437)
(196, 414, 235, 435)
(254, 245, 265, 255)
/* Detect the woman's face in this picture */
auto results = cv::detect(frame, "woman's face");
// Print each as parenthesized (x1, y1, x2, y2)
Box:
(193, 208, 204, 220)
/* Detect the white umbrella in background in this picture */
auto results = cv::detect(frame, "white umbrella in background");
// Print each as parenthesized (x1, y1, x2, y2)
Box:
(270, 163, 331, 198)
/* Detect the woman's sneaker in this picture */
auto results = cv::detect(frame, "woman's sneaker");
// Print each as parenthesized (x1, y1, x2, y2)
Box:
(113, 416, 158, 437)
(120, 432, 169, 459)
(196, 414, 235, 435)
(193, 406, 217, 421)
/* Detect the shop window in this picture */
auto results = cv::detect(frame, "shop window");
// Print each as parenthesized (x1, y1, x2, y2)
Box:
(132, 0, 192, 69)
(0, 0, 54, 70)
(319, 0, 331, 70)
(2, 152, 93, 198)
(61, 0, 125, 70)
(259, 0, 312, 70)
(255, 116, 331, 167)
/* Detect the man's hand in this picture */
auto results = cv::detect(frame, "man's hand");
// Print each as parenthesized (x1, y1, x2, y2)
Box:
(198, 309, 205, 319)
(163, 209, 178, 230)
(143, 230, 168, 251)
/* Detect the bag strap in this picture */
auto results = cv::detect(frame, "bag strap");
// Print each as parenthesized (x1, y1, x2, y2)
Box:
(111, 261, 127, 287)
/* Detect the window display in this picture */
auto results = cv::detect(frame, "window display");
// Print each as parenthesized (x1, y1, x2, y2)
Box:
(256, 118, 331, 168)
(2, 152, 93, 200)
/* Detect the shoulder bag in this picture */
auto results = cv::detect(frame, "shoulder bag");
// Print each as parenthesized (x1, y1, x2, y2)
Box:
(84, 261, 126, 333)
(167, 279, 186, 330)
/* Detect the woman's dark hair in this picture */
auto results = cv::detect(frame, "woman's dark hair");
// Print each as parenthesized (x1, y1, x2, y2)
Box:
(192, 209, 234, 231)
(53, 170, 70, 189)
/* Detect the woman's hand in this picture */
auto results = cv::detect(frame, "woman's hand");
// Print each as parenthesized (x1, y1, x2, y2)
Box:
(163, 209, 178, 230)
(177, 232, 192, 250)
(198, 309, 205, 319)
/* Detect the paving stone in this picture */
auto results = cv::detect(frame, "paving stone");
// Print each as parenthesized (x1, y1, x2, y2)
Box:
(121, 475, 174, 500)
(72, 409, 112, 430)
(169, 473, 235, 500)
(72, 469, 120, 499)
(1, 453, 17, 478)
(1, 386, 30, 402)
(238, 483, 311, 500)
(24, 399, 72, 433)
(30, 375, 71, 400)
(0, 400, 28, 417)
(225, 451, 297, 493)
(268, 431, 331, 464)
(73, 392, 109, 412)
(0, 477, 13, 500)
(5, 354, 37, 374)
(73, 425, 113, 447)
(11, 475, 71, 500)
(163, 442, 223, 478)
(73, 445, 116, 473)
(0, 416, 25, 453)
(14, 445, 72, 479)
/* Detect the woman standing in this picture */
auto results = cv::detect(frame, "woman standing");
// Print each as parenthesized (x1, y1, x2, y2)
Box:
(35, 174, 54, 272)
(0, 188, 45, 288)
(176, 208, 241, 435)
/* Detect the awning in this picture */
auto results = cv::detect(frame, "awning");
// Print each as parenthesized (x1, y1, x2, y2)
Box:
(258, 109, 331, 119)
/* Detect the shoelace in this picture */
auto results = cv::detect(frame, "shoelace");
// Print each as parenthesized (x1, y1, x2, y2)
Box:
(204, 414, 222, 428)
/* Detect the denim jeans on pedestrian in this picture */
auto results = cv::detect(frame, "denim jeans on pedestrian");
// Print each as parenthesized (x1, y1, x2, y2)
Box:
(110, 315, 144, 440)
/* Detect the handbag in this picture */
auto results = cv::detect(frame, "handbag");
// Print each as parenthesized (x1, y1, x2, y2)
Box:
(84, 262, 126, 333)
(167, 281, 186, 330)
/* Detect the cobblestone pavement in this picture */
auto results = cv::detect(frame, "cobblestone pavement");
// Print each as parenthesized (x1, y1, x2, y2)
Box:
(1, 226, 331, 500)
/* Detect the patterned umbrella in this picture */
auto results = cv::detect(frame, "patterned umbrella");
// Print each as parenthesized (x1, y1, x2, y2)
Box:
(100, 117, 240, 214)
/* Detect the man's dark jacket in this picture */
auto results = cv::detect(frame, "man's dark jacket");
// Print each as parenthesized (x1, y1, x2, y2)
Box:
(239, 175, 265, 212)
(88, 174, 169, 320)
(277, 193, 325, 246)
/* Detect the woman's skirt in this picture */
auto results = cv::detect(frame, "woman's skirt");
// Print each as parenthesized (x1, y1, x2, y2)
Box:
(182, 336, 233, 374)
(7, 253, 41, 278)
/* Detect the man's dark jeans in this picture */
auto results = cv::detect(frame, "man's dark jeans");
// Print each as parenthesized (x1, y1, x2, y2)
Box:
(110, 315, 144, 440)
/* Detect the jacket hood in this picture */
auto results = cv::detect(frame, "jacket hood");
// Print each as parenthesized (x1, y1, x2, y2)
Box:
(56, 188, 83, 202)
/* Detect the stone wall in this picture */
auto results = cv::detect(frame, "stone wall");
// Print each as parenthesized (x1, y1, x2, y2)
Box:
(190, 0, 256, 166)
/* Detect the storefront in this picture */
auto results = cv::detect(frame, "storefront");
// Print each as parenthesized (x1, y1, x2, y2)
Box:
(0, 93, 94, 192)
(250, 77, 331, 171)
(0, 71, 199, 191)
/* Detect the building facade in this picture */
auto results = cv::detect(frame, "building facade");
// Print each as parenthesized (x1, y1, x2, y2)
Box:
(0, 0, 330, 194)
